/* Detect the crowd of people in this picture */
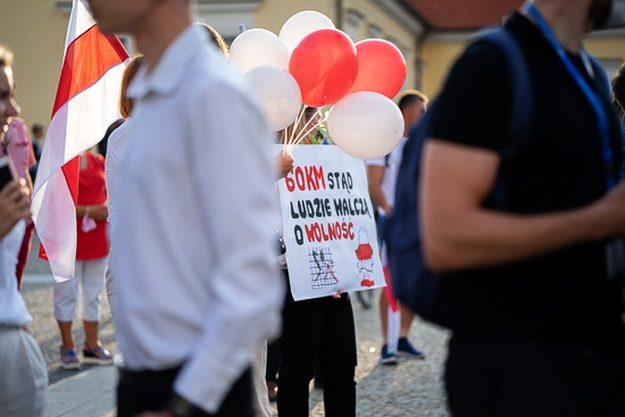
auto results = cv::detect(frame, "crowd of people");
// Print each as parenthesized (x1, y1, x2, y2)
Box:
(2, 0, 625, 416)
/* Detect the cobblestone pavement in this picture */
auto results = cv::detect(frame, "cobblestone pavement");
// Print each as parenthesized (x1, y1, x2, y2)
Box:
(23, 272, 450, 416)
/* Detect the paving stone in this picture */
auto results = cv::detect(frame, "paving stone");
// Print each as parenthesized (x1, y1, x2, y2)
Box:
(23, 277, 450, 416)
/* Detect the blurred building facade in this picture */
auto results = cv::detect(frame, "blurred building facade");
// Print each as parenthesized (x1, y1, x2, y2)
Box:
(411, 0, 625, 98)
(1, 0, 624, 130)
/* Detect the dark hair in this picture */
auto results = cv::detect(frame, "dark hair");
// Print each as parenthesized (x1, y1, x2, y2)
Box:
(612, 62, 625, 113)
(397, 89, 429, 112)
(32, 123, 43, 135)
(120, 56, 144, 119)
(304, 106, 318, 121)
(195, 23, 229, 56)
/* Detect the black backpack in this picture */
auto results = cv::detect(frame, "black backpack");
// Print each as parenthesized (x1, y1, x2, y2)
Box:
(384, 27, 613, 328)
(383, 28, 533, 328)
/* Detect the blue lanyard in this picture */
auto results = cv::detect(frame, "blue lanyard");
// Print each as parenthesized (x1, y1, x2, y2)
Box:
(525, 4, 616, 189)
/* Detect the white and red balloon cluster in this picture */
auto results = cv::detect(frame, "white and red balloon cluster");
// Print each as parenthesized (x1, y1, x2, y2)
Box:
(228, 10, 407, 158)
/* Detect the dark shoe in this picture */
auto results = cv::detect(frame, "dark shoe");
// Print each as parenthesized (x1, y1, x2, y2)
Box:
(379, 344, 399, 365)
(397, 338, 425, 360)
(83, 344, 114, 365)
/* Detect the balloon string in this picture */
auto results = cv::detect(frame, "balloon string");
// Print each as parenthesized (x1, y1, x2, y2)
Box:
(281, 128, 289, 155)
(287, 120, 323, 153)
(289, 107, 323, 147)
(293, 108, 327, 146)
(282, 118, 295, 155)
(287, 111, 328, 153)
(288, 106, 307, 146)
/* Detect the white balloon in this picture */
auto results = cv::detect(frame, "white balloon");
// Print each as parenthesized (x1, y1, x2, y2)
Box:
(327, 92, 404, 159)
(245, 65, 303, 131)
(279, 10, 335, 54)
(229, 28, 290, 73)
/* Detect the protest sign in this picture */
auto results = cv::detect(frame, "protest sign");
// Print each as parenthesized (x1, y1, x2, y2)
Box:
(277, 144, 385, 301)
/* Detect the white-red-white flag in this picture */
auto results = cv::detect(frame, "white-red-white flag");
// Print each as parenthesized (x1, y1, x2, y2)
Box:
(32, 0, 128, 281)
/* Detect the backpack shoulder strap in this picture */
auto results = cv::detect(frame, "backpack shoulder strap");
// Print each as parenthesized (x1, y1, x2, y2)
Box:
(475, 28, 533, 147)
(472, 28, 533, 207)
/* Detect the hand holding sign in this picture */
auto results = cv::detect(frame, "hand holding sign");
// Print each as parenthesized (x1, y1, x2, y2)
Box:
(275, 151, 294, 180)
(277, 144, 384, 301)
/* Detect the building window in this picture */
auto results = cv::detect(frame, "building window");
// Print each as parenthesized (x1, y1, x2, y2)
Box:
(194, 0, 261, 40)
(399, 46, 411, 62)
(368, 24, 383, 39)
(345, 10, 364, 41)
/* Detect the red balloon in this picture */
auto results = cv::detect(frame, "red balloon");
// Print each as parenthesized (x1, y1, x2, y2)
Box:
(289, 29, 358, 107)
(349, 39, 407, 99)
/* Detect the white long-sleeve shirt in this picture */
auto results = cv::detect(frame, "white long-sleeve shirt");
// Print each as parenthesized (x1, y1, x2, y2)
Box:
(0, 221, 31, 327)
(104, 120, 129, 223)
(110, 25, 284, 413)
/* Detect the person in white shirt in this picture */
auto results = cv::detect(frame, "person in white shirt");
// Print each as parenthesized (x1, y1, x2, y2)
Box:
(0, 44, 47, 417)
(87, 1, 284, 416)
(366, 91, 428, 365)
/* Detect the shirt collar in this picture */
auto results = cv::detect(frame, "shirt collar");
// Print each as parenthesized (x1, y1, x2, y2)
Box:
(128, 25, 208, 100)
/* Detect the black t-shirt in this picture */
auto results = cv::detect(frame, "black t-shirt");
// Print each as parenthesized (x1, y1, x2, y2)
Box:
(427, 12, 625, 349)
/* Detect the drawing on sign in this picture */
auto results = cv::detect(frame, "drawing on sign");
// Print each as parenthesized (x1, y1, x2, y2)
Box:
(309, 247, 339, 289)
(355, 228, 375, 288)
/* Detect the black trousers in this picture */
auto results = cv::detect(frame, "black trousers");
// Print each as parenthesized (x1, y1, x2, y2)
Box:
(445, 337, 625, 417)
(277, 288, 357, 417)
(117, 365, 254, 417)
(266, 340, 280, 383)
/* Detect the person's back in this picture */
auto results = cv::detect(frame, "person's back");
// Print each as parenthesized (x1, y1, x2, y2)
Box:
(420, 1, 625, 416)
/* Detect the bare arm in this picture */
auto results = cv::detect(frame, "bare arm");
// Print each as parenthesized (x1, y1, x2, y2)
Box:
(367, 165, 392, 215)
(420, 140, 625, 271)
(76, 204, 108, 221)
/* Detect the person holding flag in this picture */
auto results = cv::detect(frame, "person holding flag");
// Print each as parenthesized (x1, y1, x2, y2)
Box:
(53, 149, 112, 370)
(31, 0, 128, 284)
(29, 0, 127, 374)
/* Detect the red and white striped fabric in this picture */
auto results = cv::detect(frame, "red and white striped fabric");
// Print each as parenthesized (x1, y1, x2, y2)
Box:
(382, 247, 401, 353)
(32, 0, 128, 281)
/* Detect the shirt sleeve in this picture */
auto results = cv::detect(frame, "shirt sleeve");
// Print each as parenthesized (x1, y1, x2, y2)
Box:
(104, 137, 119, 220)
(104, 122, 127, 220)
(366, 156, 385, 167)
(426, 42, 511, 153)
(173, 81, 284, 413)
